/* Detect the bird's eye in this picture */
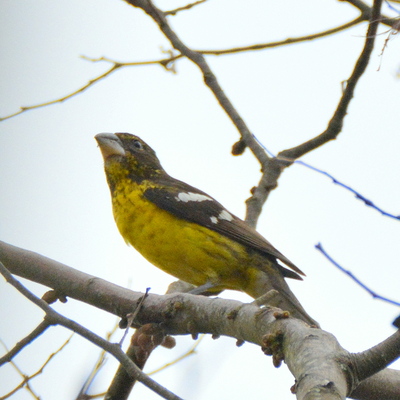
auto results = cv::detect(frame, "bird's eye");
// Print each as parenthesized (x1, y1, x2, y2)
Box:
(133, 140, 143, 150)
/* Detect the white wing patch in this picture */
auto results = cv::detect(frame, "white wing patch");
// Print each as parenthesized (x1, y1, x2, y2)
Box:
(218, 210, 233, 221)
(210, 210, 233, 224)
(176, 192, 213, 203)
(174, 192, 234, 225)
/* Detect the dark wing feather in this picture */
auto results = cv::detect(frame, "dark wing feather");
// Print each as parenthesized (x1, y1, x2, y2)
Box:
(143, 177, 305, 278)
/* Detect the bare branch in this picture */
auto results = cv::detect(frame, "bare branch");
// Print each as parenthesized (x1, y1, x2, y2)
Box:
(343, 0, 399, 27)
(0, 63, 120, 122)
(0, 13, 369, 130)
(353, 330, 400, 381)
(105, 324, 168, 400)
(279, 0, 383, 161)
(0, 261, 184, 400)
(0, 55, 179, 122)
(124, 0, 269, 170)
(0, 321, 50, 366)
(1, 240, 399, 400)
(0, 340, 40, 400)
(0, 334, 72, 399)
(349, 368, 400, 400)
(164, 0, 207, 16)
(202, 15, 366, 56)
(296, 160, 400, 220)
(76, 322, 120, 399)
(147, 335, 204, 375)
(316, 243, 400, 307)
(258, 143, 400, 220)
(245, 0, 384, 226)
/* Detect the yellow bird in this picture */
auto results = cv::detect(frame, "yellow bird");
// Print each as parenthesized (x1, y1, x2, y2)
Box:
(95, 132, 318, 326)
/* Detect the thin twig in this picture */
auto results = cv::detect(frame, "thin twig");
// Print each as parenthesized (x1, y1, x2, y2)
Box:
(296, 160, 400, 220)
(257, 140, 400, 220)
(147, 335, 205, 375)
(106, 288, 165, 400)
(75, 322, 120, 399)
(316, 243, 400, 307)
(0, 55, 179, 122)
(0, 339, 40, 400)
(164, 0, 207, 16)
(202, 15, 367, 56)
(0, 320, 50, 365)
(0, 14, 367, 123)
(119, 288, 150, 346)
(0, 334, 73, 400)
(0, 63, 120, 121)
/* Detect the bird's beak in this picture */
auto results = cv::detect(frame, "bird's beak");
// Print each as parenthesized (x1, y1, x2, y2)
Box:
(95, 133, 126, 159)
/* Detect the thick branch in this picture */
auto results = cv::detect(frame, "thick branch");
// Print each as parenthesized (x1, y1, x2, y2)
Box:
(352, 330, 400, 381)
(349, 368, 400, 399)
(1, 240, 399, 400)
(284, 328, 350, 399)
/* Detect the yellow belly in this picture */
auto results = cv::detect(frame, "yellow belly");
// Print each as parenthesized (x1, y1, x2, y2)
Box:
(112, 180, 253, 292)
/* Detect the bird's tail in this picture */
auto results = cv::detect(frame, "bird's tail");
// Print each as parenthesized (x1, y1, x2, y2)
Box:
(245, 268, 320, 328)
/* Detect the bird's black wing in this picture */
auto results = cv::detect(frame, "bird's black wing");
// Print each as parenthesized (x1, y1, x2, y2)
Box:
(143, 177, 304, 279)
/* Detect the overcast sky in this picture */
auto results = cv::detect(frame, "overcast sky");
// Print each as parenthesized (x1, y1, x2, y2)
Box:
(1, 1, 400, 399)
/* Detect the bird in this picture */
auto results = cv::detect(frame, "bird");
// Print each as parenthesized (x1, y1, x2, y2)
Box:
(95, 132, 318, 326)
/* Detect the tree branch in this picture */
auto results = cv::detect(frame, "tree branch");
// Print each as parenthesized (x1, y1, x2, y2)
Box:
(0, 55, 179, 122)
(201, 15, 367, 56)
(1, 240, 399, 400)
(0, 260, 183, 400)
(164, 0, 207, 16)
(126, 0, 269, 170)
(353, 330, 400, 381)
(0, 334, 72, 399)
(279, 0, 383, 161)
(316, 243, 400, 307)
(342, 0, 399, 28)
(0, 320, 50, 365)
(245, 0, 384, 226)
(0, 12, 364, 124)
(349, 368, 400, 399)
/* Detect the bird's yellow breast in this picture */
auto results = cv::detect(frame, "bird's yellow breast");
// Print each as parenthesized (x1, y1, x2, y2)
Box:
(111, 179, 256, 292)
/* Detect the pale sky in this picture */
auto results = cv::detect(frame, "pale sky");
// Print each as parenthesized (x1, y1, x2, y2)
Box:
(1, 1, 400, 399)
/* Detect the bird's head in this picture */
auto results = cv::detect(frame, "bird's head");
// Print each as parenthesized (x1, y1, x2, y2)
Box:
(95, 132, 165, 184)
